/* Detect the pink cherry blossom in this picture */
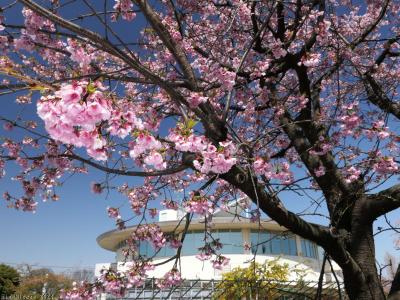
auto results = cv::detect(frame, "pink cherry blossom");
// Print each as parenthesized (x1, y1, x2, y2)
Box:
(314, 165, 326, 177)
(183, 192, 215, 216)
(169, 238, 182, 249)
(37, 81, 112, 160)
(188, 92, 208, 107)
(373, 156, 398, 175)
(133, 224, 167, 250)
(66, 39, 93, 71)
(113, 0, 136, 21)
(149, 208, 158, 218)
(129, 133, 162, 159)
(161, 199, 179, 210)
(344, 166, 361, 183)
(90, 182, 103, 194)
(144, 151, 166, 170)
(107, 207, 121, 219)
(107, 110, 144, 138)
(196, 252, 212, 261)
(155, 269, 182, 289)
(211, 255, 230, 270)
(299, 53, 321, 67)
(3, 122, 13, 131)
(193, 141, 237, 174)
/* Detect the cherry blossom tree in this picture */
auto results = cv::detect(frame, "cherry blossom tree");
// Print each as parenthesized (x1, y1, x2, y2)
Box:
(1, 0, 400, 299)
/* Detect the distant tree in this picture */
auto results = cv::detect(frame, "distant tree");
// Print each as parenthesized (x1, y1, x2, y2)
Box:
(69, 269, 94, 283)
(214, 260, 290, 300)
(0, 264, 20, 297)
(385, 254, 398, 282)
(381, 254, 400, 298)
(15, 268, 72, 299)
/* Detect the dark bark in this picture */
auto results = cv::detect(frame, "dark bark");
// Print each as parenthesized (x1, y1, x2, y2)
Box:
(365, 184, 400, 220)
(341, 205, 386, 300)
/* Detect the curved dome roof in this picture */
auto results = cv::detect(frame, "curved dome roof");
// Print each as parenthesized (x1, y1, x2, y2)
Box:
(97, 217, 288, 251)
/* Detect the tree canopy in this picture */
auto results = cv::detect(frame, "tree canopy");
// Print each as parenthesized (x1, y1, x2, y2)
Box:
(15, 268, 72, 299)
(0, 264, 20, 297)
(1, 0, 400, 299)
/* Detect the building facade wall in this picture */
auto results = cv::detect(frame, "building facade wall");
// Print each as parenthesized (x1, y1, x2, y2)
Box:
(96, 217, 343, 283)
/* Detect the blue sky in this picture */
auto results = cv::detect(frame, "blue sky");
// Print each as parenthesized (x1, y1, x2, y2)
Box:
(0, 172, 117, 271)
(0, 0, 399, 274)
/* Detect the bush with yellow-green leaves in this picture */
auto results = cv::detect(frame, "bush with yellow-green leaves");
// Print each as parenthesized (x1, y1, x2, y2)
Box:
(213, 259, 292, 300)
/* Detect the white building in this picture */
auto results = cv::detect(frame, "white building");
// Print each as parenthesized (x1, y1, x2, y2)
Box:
(95, 202, 343, 299)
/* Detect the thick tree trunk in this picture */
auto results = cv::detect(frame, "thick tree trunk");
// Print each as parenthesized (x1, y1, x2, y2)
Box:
(342, 261, 385, 299)
(341, 220, 385, 299)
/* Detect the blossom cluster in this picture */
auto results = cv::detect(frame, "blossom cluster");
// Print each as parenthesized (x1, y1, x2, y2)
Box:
(66, 39, 93, 72)
(37, 81, 111, 160)
(98, 270, 126, 297)
(129, 133, 166, 170)
(60, 281, 98, 300)
(211, 255, 231, 270)
(125, 261, 155, 288)
(113, 0, 136, 21)
(343, 166, 361, 184)
(37, 81, 163, 165)
(253, 158, 294, 184)
(183, 192, 215, 216)
(132, 224, 167, 251)
(168, 128, 237, 174)
(373, 156, 399, 176)
(339, 102, 361, 135)
(193, 141, 237, 174)
(155, 269, 183, 289)
(168, 131, 208, 153)
(13, 8, 55, 51)
(125, 183, 156, 215)
(107, 207, 121, 220)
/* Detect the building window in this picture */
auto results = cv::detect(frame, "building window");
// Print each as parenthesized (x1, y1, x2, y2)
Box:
(251, 231, 271, 254)
(289, 237, 297, 256)
(182, 230, 204, 256)
(301, 239, 318, 259)
(250, 231, 297, 256)
(181, 230, 243, 255)
(137, 240, 177, 258)
(120, 229, 318, 259)
(215, 229, 243, 254)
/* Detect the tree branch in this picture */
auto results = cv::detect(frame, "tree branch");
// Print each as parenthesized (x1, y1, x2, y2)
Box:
(220, 165, 332, 247)
(364, 78, 400, 119)
(65, 153, 189, 177)
(366, 184, 400, 219)
(18, 0, 192, 111)
(354, 25, 400, 120)
(1, 153, 189, 177)
(350, 0, 390, 48)
(133, 0, 198, 89)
